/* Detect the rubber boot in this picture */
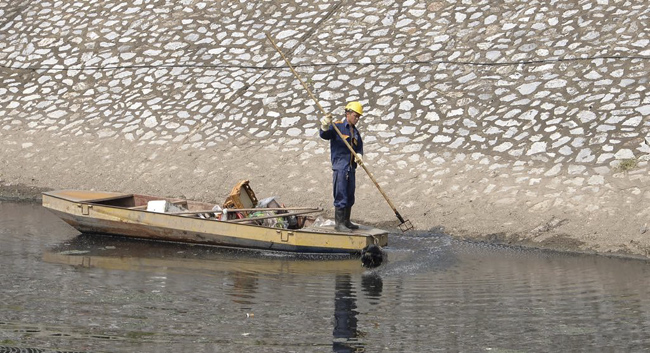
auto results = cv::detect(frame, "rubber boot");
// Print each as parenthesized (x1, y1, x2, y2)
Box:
(334, 207, 351, 232)
(344, 207, 359, 230)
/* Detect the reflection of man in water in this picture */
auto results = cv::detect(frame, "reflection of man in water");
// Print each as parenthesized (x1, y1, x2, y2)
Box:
(332, 273, 384, 352)
(333, 274, 362, 352)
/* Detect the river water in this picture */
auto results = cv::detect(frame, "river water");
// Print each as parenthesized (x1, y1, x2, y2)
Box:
(2, 201, 650, 352)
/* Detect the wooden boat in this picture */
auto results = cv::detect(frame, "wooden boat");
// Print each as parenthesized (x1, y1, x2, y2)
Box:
(42, 189, 388, 254)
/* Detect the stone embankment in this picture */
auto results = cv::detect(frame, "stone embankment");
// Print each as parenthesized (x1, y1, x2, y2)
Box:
(1, 1, 648, 257)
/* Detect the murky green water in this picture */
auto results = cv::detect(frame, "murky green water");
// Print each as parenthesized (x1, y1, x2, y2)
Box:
(2, 201, 650, 352)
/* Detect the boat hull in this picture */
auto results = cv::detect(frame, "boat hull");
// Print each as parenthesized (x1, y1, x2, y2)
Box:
(42, 190, 388, 254)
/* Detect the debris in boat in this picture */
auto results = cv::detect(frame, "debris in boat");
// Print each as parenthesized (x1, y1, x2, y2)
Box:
(198, 205, 222, 220)
(254, 196, 299, 228)
(248, 210, 285, 228)
(253, 196, 284, 227)
(223, 180, 258, 218)
(244, 196, 299, 229)
(310, 216, 335, 227)
(257, 196, 279, 209)
(147, 200, 187, 213)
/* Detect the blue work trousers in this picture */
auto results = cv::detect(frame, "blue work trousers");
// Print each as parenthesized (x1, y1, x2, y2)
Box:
(333, 167, 356, 208)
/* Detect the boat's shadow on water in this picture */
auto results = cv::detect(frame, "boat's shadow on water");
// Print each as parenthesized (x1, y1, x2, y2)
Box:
(44, 230, 461, 274)
(43, 233, 375, 276)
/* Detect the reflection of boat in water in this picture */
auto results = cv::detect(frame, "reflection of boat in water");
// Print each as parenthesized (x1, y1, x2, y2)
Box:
(42, 189, 388, 256)
(42, 234, 368, 276)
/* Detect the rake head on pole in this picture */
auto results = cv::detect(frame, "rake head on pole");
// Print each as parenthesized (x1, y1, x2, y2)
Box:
(395, 211, 414, 232)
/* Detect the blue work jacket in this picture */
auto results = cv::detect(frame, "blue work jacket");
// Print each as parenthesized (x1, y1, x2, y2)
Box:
(319, 119, 363, 171)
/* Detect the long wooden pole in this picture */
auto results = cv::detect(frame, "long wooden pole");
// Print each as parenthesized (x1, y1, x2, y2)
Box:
(265, 33, 413, 231)
(170, 207, 321, 215)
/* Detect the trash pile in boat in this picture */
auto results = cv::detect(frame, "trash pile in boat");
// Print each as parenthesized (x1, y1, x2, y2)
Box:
(145, 180, 330, 230)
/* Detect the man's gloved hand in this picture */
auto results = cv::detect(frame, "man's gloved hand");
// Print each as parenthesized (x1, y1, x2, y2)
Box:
(320, 113, 332, 131)
(355, 153, 363, 166)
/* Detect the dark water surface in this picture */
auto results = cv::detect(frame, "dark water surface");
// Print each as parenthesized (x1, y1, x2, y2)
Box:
(2, 201, 650, 352)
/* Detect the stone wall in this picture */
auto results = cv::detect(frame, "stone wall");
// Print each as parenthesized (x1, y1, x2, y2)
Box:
(1, 0, 649, 256)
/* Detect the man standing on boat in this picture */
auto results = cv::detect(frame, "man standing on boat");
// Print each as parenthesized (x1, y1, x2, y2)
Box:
(319, 101, 364, 232)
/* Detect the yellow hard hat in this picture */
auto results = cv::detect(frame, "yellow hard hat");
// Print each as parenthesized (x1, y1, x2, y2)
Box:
(345, 101, 363, 115)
